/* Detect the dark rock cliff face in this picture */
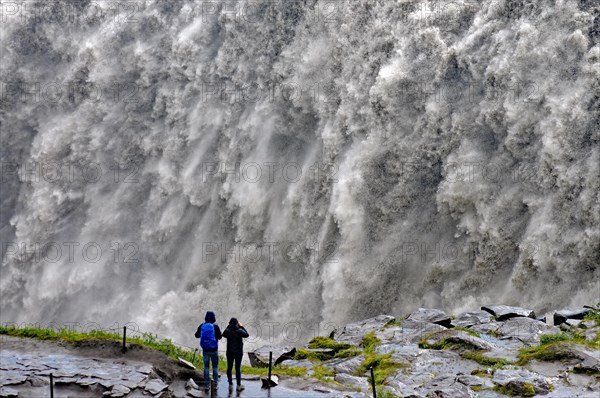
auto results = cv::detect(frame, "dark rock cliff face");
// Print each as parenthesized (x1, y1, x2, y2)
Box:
(1, 0, 599, 345)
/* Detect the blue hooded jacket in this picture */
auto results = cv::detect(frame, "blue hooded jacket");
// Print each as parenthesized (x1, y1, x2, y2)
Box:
(194, 311, 222, 349)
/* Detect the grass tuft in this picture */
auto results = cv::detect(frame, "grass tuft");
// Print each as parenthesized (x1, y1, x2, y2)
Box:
(307, 336, 352, 351)
(517, 331, 600, 366)
(460, 351, 513, 368)
(362, 331, 381, 353)
(355, 352, 406, 385)
(333, 348, 362, 359)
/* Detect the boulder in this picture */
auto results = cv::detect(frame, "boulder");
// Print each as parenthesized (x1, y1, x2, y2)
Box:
(422, 375, 477, 397)
(185, 378, 199, 390)
(144, 379, 168, 395)
(334, 374, 370, 391)
(178, 357, 195, 369)
(565, 319, 583, 328)
(248, 345, 296, 367)
(413, 350, 480, 376)
(496, 317, 559, 345)
(582, 320, 597, 329)
(379, 320, 446, 345)
(389, 371, 435, 390)
(332, 315, 395, 345)
(553, 308, 593, 326)
(481, 305, 536, 321)
(419, 329, 495, 351)
(540, 343, 600, 373)
(0, 387, 18, 398)
(469, 321, 502, 336)
(103, 385, 131, 397)
(583, 326, 600, 342)
(451, 311, 493, 328)
(323, 354, 365, 375)
(261, 374, 279, 388)
(279, 359, 314, 369)
(187, 389, 203, 398)
(376, 343, 420, 358)
(456, 374, 494, 390)
(492, 369, 552, 395)
(405, 308, 452, 328)
(136, 365, 153, 374)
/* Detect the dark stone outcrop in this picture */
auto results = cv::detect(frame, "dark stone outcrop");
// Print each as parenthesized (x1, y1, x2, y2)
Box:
(481, 305, 536, 321)
(553, 308, 593, 326)
(248, 345, 296, 367)
(405, 308, 452, 328)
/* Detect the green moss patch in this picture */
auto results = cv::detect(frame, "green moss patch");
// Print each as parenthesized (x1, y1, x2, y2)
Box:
(493, 382, 537, 396)
(517, 340, 600, 366)
(333, 348, 362, 359)
(471, 368, 492, 377)
(362, 331, 381, 353)
(354, 352, 406, 385)
(308, 336, 352, 351)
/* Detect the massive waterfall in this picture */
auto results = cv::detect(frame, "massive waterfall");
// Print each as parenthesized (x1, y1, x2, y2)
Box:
(1, 0, 598, 347)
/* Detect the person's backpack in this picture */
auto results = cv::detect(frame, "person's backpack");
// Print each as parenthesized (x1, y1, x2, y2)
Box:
(200, 323, 218, 351)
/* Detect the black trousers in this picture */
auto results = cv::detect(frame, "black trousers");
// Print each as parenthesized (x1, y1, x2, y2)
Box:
(226, 352, 243, 385)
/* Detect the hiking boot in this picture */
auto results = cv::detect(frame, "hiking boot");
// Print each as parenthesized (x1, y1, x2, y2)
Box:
(236, 384, 245, 392)
(228, 383, 234, 392)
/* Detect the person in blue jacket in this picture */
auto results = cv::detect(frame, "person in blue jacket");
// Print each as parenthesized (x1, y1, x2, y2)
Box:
(194, 311, 222, 390)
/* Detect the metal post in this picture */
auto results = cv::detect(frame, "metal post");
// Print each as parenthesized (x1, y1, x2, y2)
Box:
(210, 378, 215, 397)
(49, 373, 54, 398)
(370, 367, 377, 398)
(268, 351, 273, 388)
(122, 326, 127, 353)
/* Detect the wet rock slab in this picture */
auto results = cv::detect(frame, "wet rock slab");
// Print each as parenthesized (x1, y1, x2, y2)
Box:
(333, 373, 369, 391)
(0, 350, 166, 397)
(333, 315, 395, 345)
(323, 354, 365, 375)
(492, 368, 552, 395)
(376, 319, 446, 345)
(420, 329, 496, 351)
(495, 317, 559, 345)
(405, 308, 452, 328)
(452, 310, 493, 328)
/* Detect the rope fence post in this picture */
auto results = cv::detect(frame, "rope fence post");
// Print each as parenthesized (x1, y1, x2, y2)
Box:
(370, 366, 377, 398)
(49, 373, 54, 398)
(268, 351, 273, 388)
(122, 326, 127, 353)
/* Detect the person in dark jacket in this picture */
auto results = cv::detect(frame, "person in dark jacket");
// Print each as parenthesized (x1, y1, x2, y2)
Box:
(222, 317, 249, 392)
(194, 311, 222, 390)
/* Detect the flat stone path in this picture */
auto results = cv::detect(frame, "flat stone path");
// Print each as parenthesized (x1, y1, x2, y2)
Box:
(0, 337, 352, 397)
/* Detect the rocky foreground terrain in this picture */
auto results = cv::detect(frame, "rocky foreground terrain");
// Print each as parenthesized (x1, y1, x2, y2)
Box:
(1, 304, 599, 397)
(266, 305, 600, 397)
